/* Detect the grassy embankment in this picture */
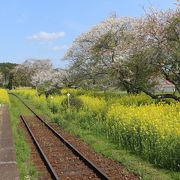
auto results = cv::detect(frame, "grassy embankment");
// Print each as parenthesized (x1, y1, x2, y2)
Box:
(9, 94, 39, 179)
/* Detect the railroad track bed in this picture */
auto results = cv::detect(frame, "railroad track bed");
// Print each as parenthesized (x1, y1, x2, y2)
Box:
(19, 120, 52, 180)
(11, 88, 138, 180)
(20, 114, 139, 179)
(21, 115, 100, 179)
(48, 123, 139, 180)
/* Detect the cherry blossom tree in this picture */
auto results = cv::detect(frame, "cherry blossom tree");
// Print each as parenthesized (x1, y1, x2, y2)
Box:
(134, 9, 180, 100)
(64, 9, 180, 101)
(31, 68, 66, 97)
(11, 59, 66, 96)
(11, 59, 52, 87)
(64, 16, 142, 90)
(64, 15, 157, 92)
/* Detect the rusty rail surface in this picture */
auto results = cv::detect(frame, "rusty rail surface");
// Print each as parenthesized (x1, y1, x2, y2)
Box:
(9, 93, 110, 180)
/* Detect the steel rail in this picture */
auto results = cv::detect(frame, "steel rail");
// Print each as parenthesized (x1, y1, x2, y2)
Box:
(9, 93, 110, 180)
(20, 115, 59, 180)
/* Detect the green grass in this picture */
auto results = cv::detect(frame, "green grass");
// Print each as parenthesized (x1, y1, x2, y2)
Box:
(9, 94, 39, 180)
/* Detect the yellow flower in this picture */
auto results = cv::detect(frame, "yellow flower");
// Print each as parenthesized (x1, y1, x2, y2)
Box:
(0, 89, 10, 104)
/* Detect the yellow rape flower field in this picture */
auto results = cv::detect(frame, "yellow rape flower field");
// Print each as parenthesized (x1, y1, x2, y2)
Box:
(12, 88, 180, 171)
(107, 103, 180, 169)
(79, 95, 106, 112)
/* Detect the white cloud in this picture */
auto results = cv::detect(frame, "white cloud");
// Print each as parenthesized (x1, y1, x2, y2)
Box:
(28, 31, 65, 41)
(52, 45, 68, 51)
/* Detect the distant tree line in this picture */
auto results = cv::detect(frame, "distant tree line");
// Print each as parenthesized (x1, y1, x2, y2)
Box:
(0, 60, 66, 98)
(8, 59, 66, 97)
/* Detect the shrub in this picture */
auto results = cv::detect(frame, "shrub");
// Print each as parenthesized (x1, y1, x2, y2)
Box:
(47, 95, 66, 113)
(61, 95, 83, 110)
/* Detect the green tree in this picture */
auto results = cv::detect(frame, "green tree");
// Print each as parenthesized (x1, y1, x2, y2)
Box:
(0, 62, 17, 88)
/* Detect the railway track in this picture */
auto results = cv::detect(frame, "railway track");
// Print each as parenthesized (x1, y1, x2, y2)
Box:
(10, 93, 109, 180)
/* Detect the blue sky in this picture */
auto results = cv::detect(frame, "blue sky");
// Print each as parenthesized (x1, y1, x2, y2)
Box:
(0, 0, 177, 68)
